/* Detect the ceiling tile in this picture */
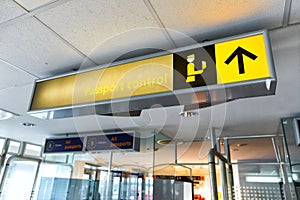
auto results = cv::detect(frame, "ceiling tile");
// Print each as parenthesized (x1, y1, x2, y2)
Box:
(85, 27, 174, 65)
(0, 83, 34, 119)
(36, 0, 174, 65)
(150, 0, 285, 46)
(0, 59, 35, 90)
(14, 0, 54, 11)
(289, 0, 300, 24)
(0, 0, 26, 24)
(0, 16, 92, 78)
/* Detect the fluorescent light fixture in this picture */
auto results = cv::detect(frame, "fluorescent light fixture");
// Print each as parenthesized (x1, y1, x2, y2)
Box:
(30, 111, 54, 120)
(245, 176, 281, 183)
(0, 108, 18, 120)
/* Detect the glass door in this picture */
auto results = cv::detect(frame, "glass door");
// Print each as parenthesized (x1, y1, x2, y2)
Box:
(86, 168, 142, 200)
(0, 158, 39, 200)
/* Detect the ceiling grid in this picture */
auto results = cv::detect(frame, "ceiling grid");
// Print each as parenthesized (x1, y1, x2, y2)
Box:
(282, 0, 293, 27)
(143, 0, 178, 49)
(0, 0, 26, 24)
(33, 16, 98, 67)
(34, 0, 175, 65)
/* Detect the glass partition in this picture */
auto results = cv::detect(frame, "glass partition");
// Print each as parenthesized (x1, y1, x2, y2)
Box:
(228, 138, 277, 163)
(34, 163, 72, 200)
(177, 141, 211, 164)
(232, 163, 284, 199)
(2, 131, 292, 200)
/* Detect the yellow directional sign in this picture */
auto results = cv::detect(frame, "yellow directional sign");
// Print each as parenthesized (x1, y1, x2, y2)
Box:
(29, 31, 275, 115)
(215, 34, 270, 84)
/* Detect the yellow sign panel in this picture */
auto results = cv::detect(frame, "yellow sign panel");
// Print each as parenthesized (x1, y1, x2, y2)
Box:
(215, 34, 270, 84)
(30, 54, 173, 110)
(30, 32, 274, 112)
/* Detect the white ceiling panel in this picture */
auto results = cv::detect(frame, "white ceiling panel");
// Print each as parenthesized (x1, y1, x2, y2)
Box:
(0, 16, 93, 78)
(84, 27, 175, 65)
(0, 0, 26, 24)
(36, 0, 174, 65)
(0, 115, 47, 144)
(150, 0, 285, 46)
(289, 0, 300, 24)
(0, 59, 35, 90)
(14, 0, 55, 11)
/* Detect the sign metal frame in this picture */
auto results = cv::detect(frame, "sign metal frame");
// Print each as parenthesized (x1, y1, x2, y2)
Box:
(44, 136, 85, 154)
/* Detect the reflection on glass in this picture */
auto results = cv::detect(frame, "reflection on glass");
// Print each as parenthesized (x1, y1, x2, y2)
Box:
(177, 141, 211, 163)
(35, 164, 72, 200)
(0, 160, 38, 200)
(229, 138, 277, 162)
(232, 164, 284, 199)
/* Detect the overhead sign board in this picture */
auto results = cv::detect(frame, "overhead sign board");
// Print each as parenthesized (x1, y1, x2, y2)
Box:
(29, 31, 276, 117)
(44, 137, 84, 153)
(44, 132, 139, 154)
(215, 34, 270, 84)
(86, 132, 139, 152)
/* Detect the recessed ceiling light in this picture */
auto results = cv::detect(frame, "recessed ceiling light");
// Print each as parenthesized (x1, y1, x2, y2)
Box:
(180, 111, 198, 118)
(0, 108, 19, 120)
(21, 122, 36, 127)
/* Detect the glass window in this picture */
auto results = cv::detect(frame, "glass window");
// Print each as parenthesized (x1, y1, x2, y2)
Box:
(44, 154, 69, 163)
(7, 140, 20, 154)
(0, 158, 39, 200)
(24, 143, 42, 157)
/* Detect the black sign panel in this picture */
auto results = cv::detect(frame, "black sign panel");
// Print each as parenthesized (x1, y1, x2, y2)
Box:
(44, 137, 84, 153)
(86, 132, 138, 151)
(173, 45, 217, 90)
